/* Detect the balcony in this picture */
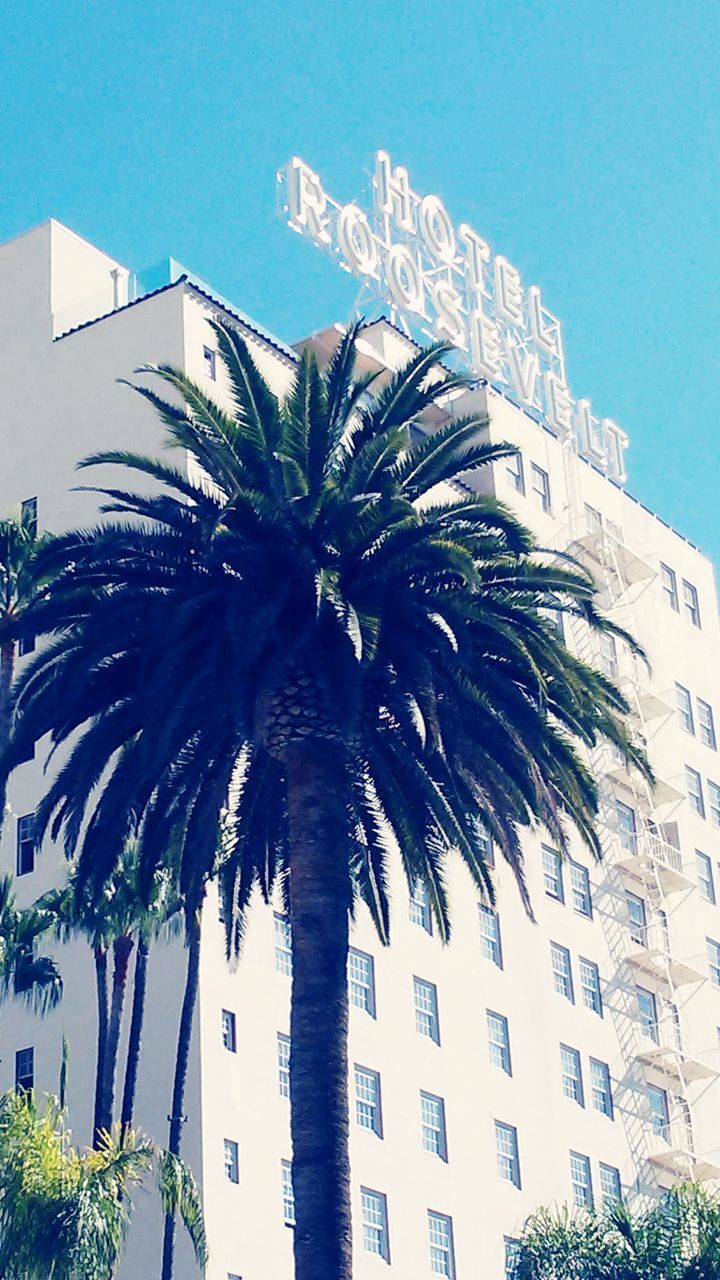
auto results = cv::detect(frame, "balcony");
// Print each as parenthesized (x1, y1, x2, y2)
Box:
(636, 1042, 718, 1086)
(606, 763, 684, 809)
(615, 832, 694, 895)
(626, 924, 706, 989)
(647, 1119, 720, 1183)
(617, 673, 674, 723)
(573, 521, 655, 588)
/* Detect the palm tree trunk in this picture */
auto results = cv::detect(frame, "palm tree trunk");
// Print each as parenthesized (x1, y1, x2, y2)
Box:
(92, 945, 109, 1147)
(120, 934, 149, 1139)
(286, 737, 353, 1280)
(160, 914, 201, 1280)
(0, 640, 15, 836)
(98, 933, 134, 1137)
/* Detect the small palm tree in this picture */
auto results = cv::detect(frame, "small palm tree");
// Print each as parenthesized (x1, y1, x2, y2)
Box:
(0, 872, 62, 1014)
(0, 508, 52, 832)
(512, 1183, 720, 1278)
(0, 1089, 206, 1280)
(1, 324, 648, 1280)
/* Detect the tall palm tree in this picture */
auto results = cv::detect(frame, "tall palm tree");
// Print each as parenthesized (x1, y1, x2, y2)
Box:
(0, 508, 53, 832)
(0, 1088, 206, 1280)
(0, 324, 648, 1280)
(512, 1183, 720, 1278)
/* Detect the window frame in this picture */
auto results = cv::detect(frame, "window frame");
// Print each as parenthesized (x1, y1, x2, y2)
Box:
(478, 904, 503, 968)
(589, 1058, 614, 1118)
(682, 579, 701, 628)
(550, 941, 574, 1003)
(579, 957, 603, 1016)
(223, 1138, 240, 1184)
(675, 683, 695, 735)
(686, 765, 706, 818)
(360, 1186, 390, 1261)
(698, 698, 717, 749)
(413, 976, 440, 1045)
(696, 850, 716, 903)
(506, 450, 525, 496)
(354, 1064, 383, 1137)
(660, 562, 679, 611)
(428, 1210, 456, 1278)
(281, 1159, 295, 1227)
(15, 1046, 34, 1093)
(409, 879, 433, 933)
(348, 947, 376, 1017)
(420, 1090, 448, 1161)
(560, 1043, 584, 1107)
(495, 1120, 521, 1188)
(221, 1009, 237, 1053)
(273, 912, 292, 977)
(569, 861, 592, 917)
(277, 1032, 290, 1099)
(636, 986, 659, 1043)
(487, 1010, 512, 1076)
(16, 813, 35, 877)
(570, 1150, 594, 1210)
(529, 462, 551, 514)
(542, 845, 564, 902)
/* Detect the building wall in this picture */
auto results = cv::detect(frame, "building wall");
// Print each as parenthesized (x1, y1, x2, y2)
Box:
(1, 225, 719, 1280)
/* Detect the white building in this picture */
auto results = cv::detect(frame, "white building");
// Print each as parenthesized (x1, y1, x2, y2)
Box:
(1, 219, 720, 1280)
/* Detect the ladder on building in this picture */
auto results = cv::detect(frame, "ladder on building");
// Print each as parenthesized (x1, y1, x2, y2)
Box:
(558, 432, 720, 1196)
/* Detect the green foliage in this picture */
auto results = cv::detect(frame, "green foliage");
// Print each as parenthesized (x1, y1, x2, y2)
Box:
(512, 1184, 720, 1279)
(0, 873, 62, 1014)
(0, 1090, 207, 1279)
(0, 323, 647, 939)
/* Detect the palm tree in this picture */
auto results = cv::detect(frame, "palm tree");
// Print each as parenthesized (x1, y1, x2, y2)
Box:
(0, 872, 63, 1015)
(512, 1183, 720, 1278)
(0, 323, 648, 1280)
(0, 1088, 206, 1279)
(0, 508, 52, 832)
(38, 845, 168, 1144)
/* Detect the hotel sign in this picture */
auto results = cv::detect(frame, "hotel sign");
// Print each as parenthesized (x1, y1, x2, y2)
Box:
(278, 152, 629, 483)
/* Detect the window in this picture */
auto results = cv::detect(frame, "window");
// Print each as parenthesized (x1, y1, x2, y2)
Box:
(626, 892, 647, 947)
(279, 1159, 295, 1226)
(274, 912, 292, 976)
(570, 1151, 593, 1209)
(16, 814, 35, 877)
(507, 451, 525, 495)
(360, 1188, 389, 1260)
(579, 957, 603, 1015)
(221, 1009, 236, 1053)
(636, 987, 658, 1043)
(530, 463, 551, 513)
(660, 563, 679, 611)
(487, 1010, 512, 1075)
(203, 346, 217, 380)
(495, 1121, 521, 1187)
(676, 683, 695, 735)
(479, 905, 503, 967)
(686, 766, 705, 817)
(277, 1033, 290, 1098)
(648, 1085, 669, 1140)
(599, 1163, 622, 1207)
(697, 851, 716, 903)
(682, 580, 701, 628)
(599, 632, 618, 679)
(560, 1044, 584, 1106)
(590, 1059, 614, 1118)
(504, 1237, 521, 1279)
(478, 821, 494, 867)
(709, 780, 720, 828)
(15, 1047, 33, 1092)
(355, 1066, 382, 1136)
(428, 1211, 455, 1278)
(616, 800, 638, 855)
(349, 948, 376, 1016)
(698, 699, 717, 750)
(542, 846, 564, 902)
(584, 503, 603, 534)
(224, 1139, 239, 1184)
(409, 880, 432, 933)
(18, 631, 35, 658)
(550, 942, 574, 1002)
(569, 862, 592, 917)
(420, 1091, 448, 1159)
(414, 977, 440, 1044)
(20, 496, 37, 538)
(707, 938, 720, 987)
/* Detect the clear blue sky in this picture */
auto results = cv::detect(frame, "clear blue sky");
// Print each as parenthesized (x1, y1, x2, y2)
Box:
(2, 2, 719, 563)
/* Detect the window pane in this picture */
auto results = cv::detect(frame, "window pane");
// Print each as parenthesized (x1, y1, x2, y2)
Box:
(648, 1086, 669, 1139)
(507, 451, 525, 495)
(570, 1151, 593, 1209)
(560, 1044, 584, 1106)
(355, 1066, 382, 1136)
(636, 987, 658, 1042)
(542, 846, 564, 901)
(281, 1159, 295, 1226)
(420, 1091, 448, 1159)
(360, 1188, 389, 1259)
(590, 1059, 614, 1118)
(277, 1033, 290, 1098)
(495, 1121, 521, 1187)
(16, 813, 36, 877)
(682, 580, 701, 627)
(530, 463, 551, 513)
(15, 1047, 34, 1092)
(551, 942, 574, 1001)
(686, 766, 705, 817)
(675, 683, 695, 734)
(428, 1211, 455, 1278)
(569, 862, 592, 917)
(707, 938, 720, 987)
(349, 949, 376, 1016)
(274, 913, 292, 976)
(414, 977, 440, 1044)
(224, 1139, 239, 1183)
(696, 851, 716, 903)
(579, 957, 602, 1015)
(626, 892, 647, 946)
(660, 563, 678, 611)
(599, 1163, 622, 1207)
(709, 780, 720, 828)
(409, 880, 433, 933)
(698, 699, 716, 749)
(616, 800, 638, 854)
(487, 1011, 512, 1075)
(479, 905, 503, 967)
(221, 1009, 236, 1053)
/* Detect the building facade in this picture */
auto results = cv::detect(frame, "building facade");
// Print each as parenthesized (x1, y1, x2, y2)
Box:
(0, 220, 719, 1280)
